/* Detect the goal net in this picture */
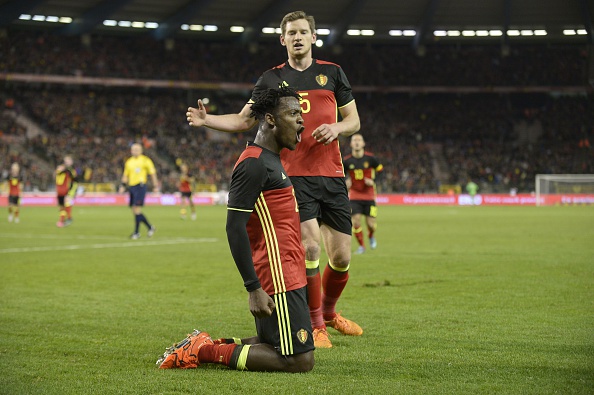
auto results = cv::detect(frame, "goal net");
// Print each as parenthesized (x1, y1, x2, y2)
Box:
(535, 174, 594, 206)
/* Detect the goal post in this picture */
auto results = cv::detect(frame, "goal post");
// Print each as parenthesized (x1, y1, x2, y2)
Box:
(535, 174, 594, 206)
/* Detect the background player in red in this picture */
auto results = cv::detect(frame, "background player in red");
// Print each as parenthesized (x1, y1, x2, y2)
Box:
(178, 163, 196, 220)
(7, 162, 22, 223)
(186, 10, 361, 348)
(343, 133, 384, 254)
(55, 155, 78, 228)
(158, 86, 314, 373)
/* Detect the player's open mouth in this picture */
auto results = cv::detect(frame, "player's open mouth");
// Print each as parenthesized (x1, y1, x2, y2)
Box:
(296, 127, 304, 142)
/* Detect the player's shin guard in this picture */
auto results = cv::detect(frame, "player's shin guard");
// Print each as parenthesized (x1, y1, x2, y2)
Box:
(322, 262, 350, 321)
(306, 259, 324, 329)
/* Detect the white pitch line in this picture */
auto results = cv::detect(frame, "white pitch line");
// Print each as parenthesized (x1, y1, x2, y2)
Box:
(0, 233, 123, 241)
(0, 238, 218, 254)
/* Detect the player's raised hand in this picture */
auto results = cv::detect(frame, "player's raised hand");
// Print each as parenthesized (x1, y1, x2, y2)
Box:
(186, 99, 207, 127)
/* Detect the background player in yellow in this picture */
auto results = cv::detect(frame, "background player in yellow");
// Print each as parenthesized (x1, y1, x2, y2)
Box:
(119, 143, 159, 239)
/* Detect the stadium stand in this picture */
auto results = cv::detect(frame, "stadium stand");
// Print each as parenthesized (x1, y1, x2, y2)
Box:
(1, 29, 592, 194)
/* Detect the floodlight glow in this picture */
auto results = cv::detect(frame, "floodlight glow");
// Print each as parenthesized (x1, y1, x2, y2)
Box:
(577, 29, 587, 35)
(489, 30, 503, 36)
(59, 17, 72, 24)
(507, 30, 520, 36)
(433, 30, 447, 37)
(520, 30, 534, 36)
(389, 30, 403, 36)
(317, 28, 330, 35)
(462, 30, 476, 36)
(204, 25, 218, 31)
(181, 24, 189, 30)
(230, 26, 244, 33)
(189, 25, 203, 31)
(403, 30, 416, 36)
(32, 15, 45, 21)
(118, 20, 132, 27)
(447, 30, 460, 36)
(145, 22, 158, 29)
(476, 30, 489, 36)
(19, 14, 32, 20)
(361, 30, 374, 36)
(315, 39, 324, 47)
(103, 20, 117, 26)
(262, 27, 276, 34)
(347, 29, 361, 36)
(46, 16, 59, 23)
(132, 21, 145, 28)
(534, 30, 547, 36)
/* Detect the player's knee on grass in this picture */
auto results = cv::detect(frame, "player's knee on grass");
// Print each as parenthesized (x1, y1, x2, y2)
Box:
(282, 351, 314, 373)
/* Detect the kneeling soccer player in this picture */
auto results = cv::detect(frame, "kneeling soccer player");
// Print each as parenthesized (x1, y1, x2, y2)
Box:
(157, 86, 314, 373)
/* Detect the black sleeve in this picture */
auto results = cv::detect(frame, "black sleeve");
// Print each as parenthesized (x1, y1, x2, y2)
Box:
(226, 156, 267, 292)
(226, 210, 261, 292)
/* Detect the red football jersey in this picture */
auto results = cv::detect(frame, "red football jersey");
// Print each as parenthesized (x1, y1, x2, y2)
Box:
(343, 152, 383, 201)
(228, 143, 306, 295)
(8, 176, 21, 196)
(56, 167, 77, 196)
(251, 60, 355, 178)
(179, 174, 192, 193)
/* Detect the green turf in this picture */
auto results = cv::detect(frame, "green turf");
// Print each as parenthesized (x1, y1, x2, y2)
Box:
(0, 205, 592, 394)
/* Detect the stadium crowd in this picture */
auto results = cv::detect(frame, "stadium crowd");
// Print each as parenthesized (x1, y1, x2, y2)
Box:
(0, 29, 589, 86)
(1, 28, 592, 194)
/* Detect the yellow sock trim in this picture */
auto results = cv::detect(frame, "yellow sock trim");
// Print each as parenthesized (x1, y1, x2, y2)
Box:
(236, 344, 251, 371)
(232, 337, 242, 345)
(353, 226, 363, 233)
(328, 260, 349, 272)
(305, 259, 319, 270)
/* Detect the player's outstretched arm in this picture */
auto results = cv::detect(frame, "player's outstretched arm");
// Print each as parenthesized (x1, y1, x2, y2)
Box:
(187, 101, 257, 133)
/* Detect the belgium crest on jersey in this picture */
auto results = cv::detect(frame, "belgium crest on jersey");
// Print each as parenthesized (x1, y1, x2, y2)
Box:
(315, 74, 328, 87)
(297, 328, 309, 344)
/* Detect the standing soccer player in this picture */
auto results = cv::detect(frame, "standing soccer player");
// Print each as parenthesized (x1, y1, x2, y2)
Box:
(55, 155, 78, 227)
(343, 133, 383, 254)
(7, 162, 22, 223)
(178, 163, 196, 220)
(119, 143, 159, 239)
(158, 87, 314, 373)
(186, 10, 362, 348)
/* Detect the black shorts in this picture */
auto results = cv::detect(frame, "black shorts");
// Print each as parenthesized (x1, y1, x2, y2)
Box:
(129, 184, 147, 207)
(57, 195, 66, 206)
(8, 195, 19, 205)
(350, 200, 378, 218)
(255, 286, 315, 356)
(290, 176, 352, 235)
(180, 191, 192, 199)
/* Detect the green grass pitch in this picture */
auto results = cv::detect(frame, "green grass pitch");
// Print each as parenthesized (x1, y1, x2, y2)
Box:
(0, 205, 592, 394)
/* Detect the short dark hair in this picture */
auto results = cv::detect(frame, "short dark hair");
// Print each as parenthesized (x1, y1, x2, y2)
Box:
(249, 86, 301, 121)
(280, 11, 316, 36)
